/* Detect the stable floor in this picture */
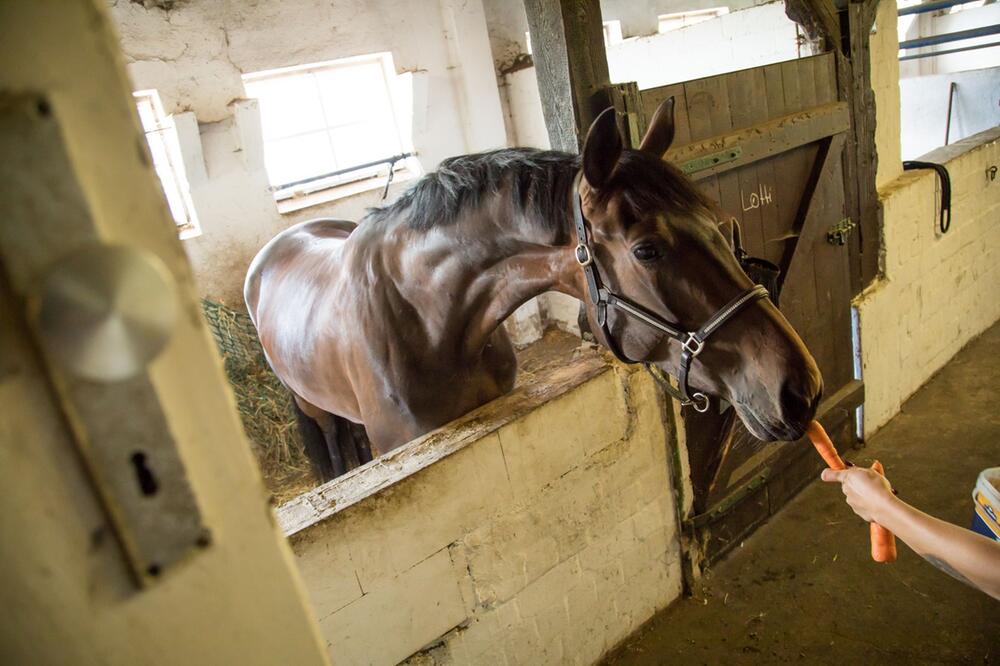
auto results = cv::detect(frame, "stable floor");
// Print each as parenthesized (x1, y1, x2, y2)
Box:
(605, 322, 1000, 665)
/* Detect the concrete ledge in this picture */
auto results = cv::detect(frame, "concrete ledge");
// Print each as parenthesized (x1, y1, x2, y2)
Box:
(919, 126, 1000, 164)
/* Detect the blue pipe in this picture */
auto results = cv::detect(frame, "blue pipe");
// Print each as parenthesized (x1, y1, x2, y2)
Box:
(899, 39, 1000, 60)
(899, 24, 1000, 49)
(898, 0, 981, 17)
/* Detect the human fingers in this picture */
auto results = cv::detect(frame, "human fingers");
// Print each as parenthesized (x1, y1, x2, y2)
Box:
(820, 468, 847, 483)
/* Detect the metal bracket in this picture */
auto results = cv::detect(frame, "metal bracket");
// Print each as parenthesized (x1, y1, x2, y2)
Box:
(680, 146, 743, 175)
(826, 217, 857, 246)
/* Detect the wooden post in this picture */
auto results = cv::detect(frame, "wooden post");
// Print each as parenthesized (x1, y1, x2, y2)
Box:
(523, 0, 612, 153)
(847, 0, 882, 289)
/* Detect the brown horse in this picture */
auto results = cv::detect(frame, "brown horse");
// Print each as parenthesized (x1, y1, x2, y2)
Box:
(245, 98, 823, 482)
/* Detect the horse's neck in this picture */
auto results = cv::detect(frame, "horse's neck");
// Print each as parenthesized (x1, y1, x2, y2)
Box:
(383, 200, 580, 358)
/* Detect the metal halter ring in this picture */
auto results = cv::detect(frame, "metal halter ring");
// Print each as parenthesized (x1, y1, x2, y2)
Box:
(690, 392, 710, 413)
(681, 334, 705, 357)
(575, 243, 593, 267)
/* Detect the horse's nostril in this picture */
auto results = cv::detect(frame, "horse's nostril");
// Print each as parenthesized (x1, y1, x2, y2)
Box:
(780, 380, 820, 422)
(810, 387, 823, 413)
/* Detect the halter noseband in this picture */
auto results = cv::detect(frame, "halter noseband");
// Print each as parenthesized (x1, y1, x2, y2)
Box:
(571, 173, 769, 413)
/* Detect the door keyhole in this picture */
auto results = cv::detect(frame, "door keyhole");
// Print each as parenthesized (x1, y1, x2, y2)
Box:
(130, 451, 159, 496)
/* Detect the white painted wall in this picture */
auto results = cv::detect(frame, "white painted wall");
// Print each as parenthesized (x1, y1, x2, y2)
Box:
(110, 0, 507, 305)
(900, 66, 1000, 160)
(605, 1, 802, 90)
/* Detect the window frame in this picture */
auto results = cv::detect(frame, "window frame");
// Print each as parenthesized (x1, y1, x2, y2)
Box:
(243, 53, 417, 207)
(133, 89, 200, 238)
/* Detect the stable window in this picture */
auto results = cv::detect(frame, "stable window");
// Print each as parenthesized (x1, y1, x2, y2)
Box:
(134, 90, 200, 237)
(243, 53, 415, 209)
(657, 7, 730, 33)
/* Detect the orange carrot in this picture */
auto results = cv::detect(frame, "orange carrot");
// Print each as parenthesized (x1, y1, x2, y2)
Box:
(807, 420, 896, 565)
(869, 461, 898, 563)
(806, 420, 846, 471)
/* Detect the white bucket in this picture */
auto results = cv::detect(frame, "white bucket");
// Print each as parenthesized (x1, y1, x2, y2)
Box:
(971, 467, 1000, 541)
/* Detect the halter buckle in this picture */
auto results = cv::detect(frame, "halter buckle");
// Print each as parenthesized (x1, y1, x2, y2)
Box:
(682, 334, 704, 357)
(575, 243, 593, 267)
(690, 392, 710, 413)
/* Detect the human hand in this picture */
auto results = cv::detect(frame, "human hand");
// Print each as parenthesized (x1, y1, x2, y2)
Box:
(820, 466, 896, 523)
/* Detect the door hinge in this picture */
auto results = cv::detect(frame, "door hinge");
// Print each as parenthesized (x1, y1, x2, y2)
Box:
(680, 146, 742, 175)
(826, 218, 856, 246)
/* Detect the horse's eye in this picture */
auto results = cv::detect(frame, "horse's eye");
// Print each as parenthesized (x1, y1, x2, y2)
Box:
(632, 244, 661, 263)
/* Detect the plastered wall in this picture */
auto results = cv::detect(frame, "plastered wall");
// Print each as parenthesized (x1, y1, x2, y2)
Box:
(109, 0, 507, 306)
(855, 0, 1000, 435)
(287, 363, 686, 665)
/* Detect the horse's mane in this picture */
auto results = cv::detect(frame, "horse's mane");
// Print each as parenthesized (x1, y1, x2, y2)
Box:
(364, 146, 713, 234)
(364, 148, 579, 236)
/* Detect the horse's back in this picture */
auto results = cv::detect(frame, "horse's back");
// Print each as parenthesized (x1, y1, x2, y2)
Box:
(244, 218, 357, 320)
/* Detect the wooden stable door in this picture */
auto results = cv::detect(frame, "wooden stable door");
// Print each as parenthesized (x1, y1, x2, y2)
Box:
(640, 53, 864, 561)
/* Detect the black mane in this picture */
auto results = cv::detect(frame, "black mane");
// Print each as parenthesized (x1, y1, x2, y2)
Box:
(365, 148, 579, 236)
(364, 146, 713, 235)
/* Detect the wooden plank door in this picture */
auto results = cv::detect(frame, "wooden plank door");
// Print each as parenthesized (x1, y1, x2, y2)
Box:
(640, 53, 863, 562)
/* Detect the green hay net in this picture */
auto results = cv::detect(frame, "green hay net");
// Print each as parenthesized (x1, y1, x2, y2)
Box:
(200, 299, 311, 500)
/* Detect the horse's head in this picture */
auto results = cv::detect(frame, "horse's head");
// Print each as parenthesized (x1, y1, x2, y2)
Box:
(573, 99, 822, 442)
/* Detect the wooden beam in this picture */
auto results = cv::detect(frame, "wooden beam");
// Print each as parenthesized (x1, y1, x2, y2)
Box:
(523, 0, 611, 152)
(784, 0, 842, 51)
(847, 0, 882, 288)
(662, 101, 851, 180)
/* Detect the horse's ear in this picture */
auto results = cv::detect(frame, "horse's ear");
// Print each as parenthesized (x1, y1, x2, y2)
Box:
(582, 107, 623, 190)
(639, 96, 676, 158)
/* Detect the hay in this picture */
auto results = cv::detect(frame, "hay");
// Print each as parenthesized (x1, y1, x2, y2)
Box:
(201, 299, 313, 501)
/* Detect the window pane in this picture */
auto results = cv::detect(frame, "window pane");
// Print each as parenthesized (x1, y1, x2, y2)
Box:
(245, 74, 326, 140)
(136, 97, 159, 130)
(329, 121, 400, 169)
(154, 164, 189, 225)
(315, 63, 391, 127)
(263, 132, 336, 186)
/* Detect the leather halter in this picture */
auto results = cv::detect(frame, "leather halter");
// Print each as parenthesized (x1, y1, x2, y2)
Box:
(571, 173, 769, 413)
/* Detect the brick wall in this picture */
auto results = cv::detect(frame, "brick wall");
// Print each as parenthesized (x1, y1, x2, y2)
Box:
(286, 362, 685, 665)
(856, 131, 1000, 434)
(856, 0, 1000, 436)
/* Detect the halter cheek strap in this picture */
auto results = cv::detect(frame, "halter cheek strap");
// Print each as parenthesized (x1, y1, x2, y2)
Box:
(571, 173, 769, 413)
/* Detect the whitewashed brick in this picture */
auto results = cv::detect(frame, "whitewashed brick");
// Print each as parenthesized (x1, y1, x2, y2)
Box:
(497, 369, 628, 501)
(859, 130, 1000, 435)
(320, 549, 466, 666)
(346, 432, 512, 590)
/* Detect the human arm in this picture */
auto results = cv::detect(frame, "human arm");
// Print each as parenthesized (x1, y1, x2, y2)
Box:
(821, 466, 1000, 600)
